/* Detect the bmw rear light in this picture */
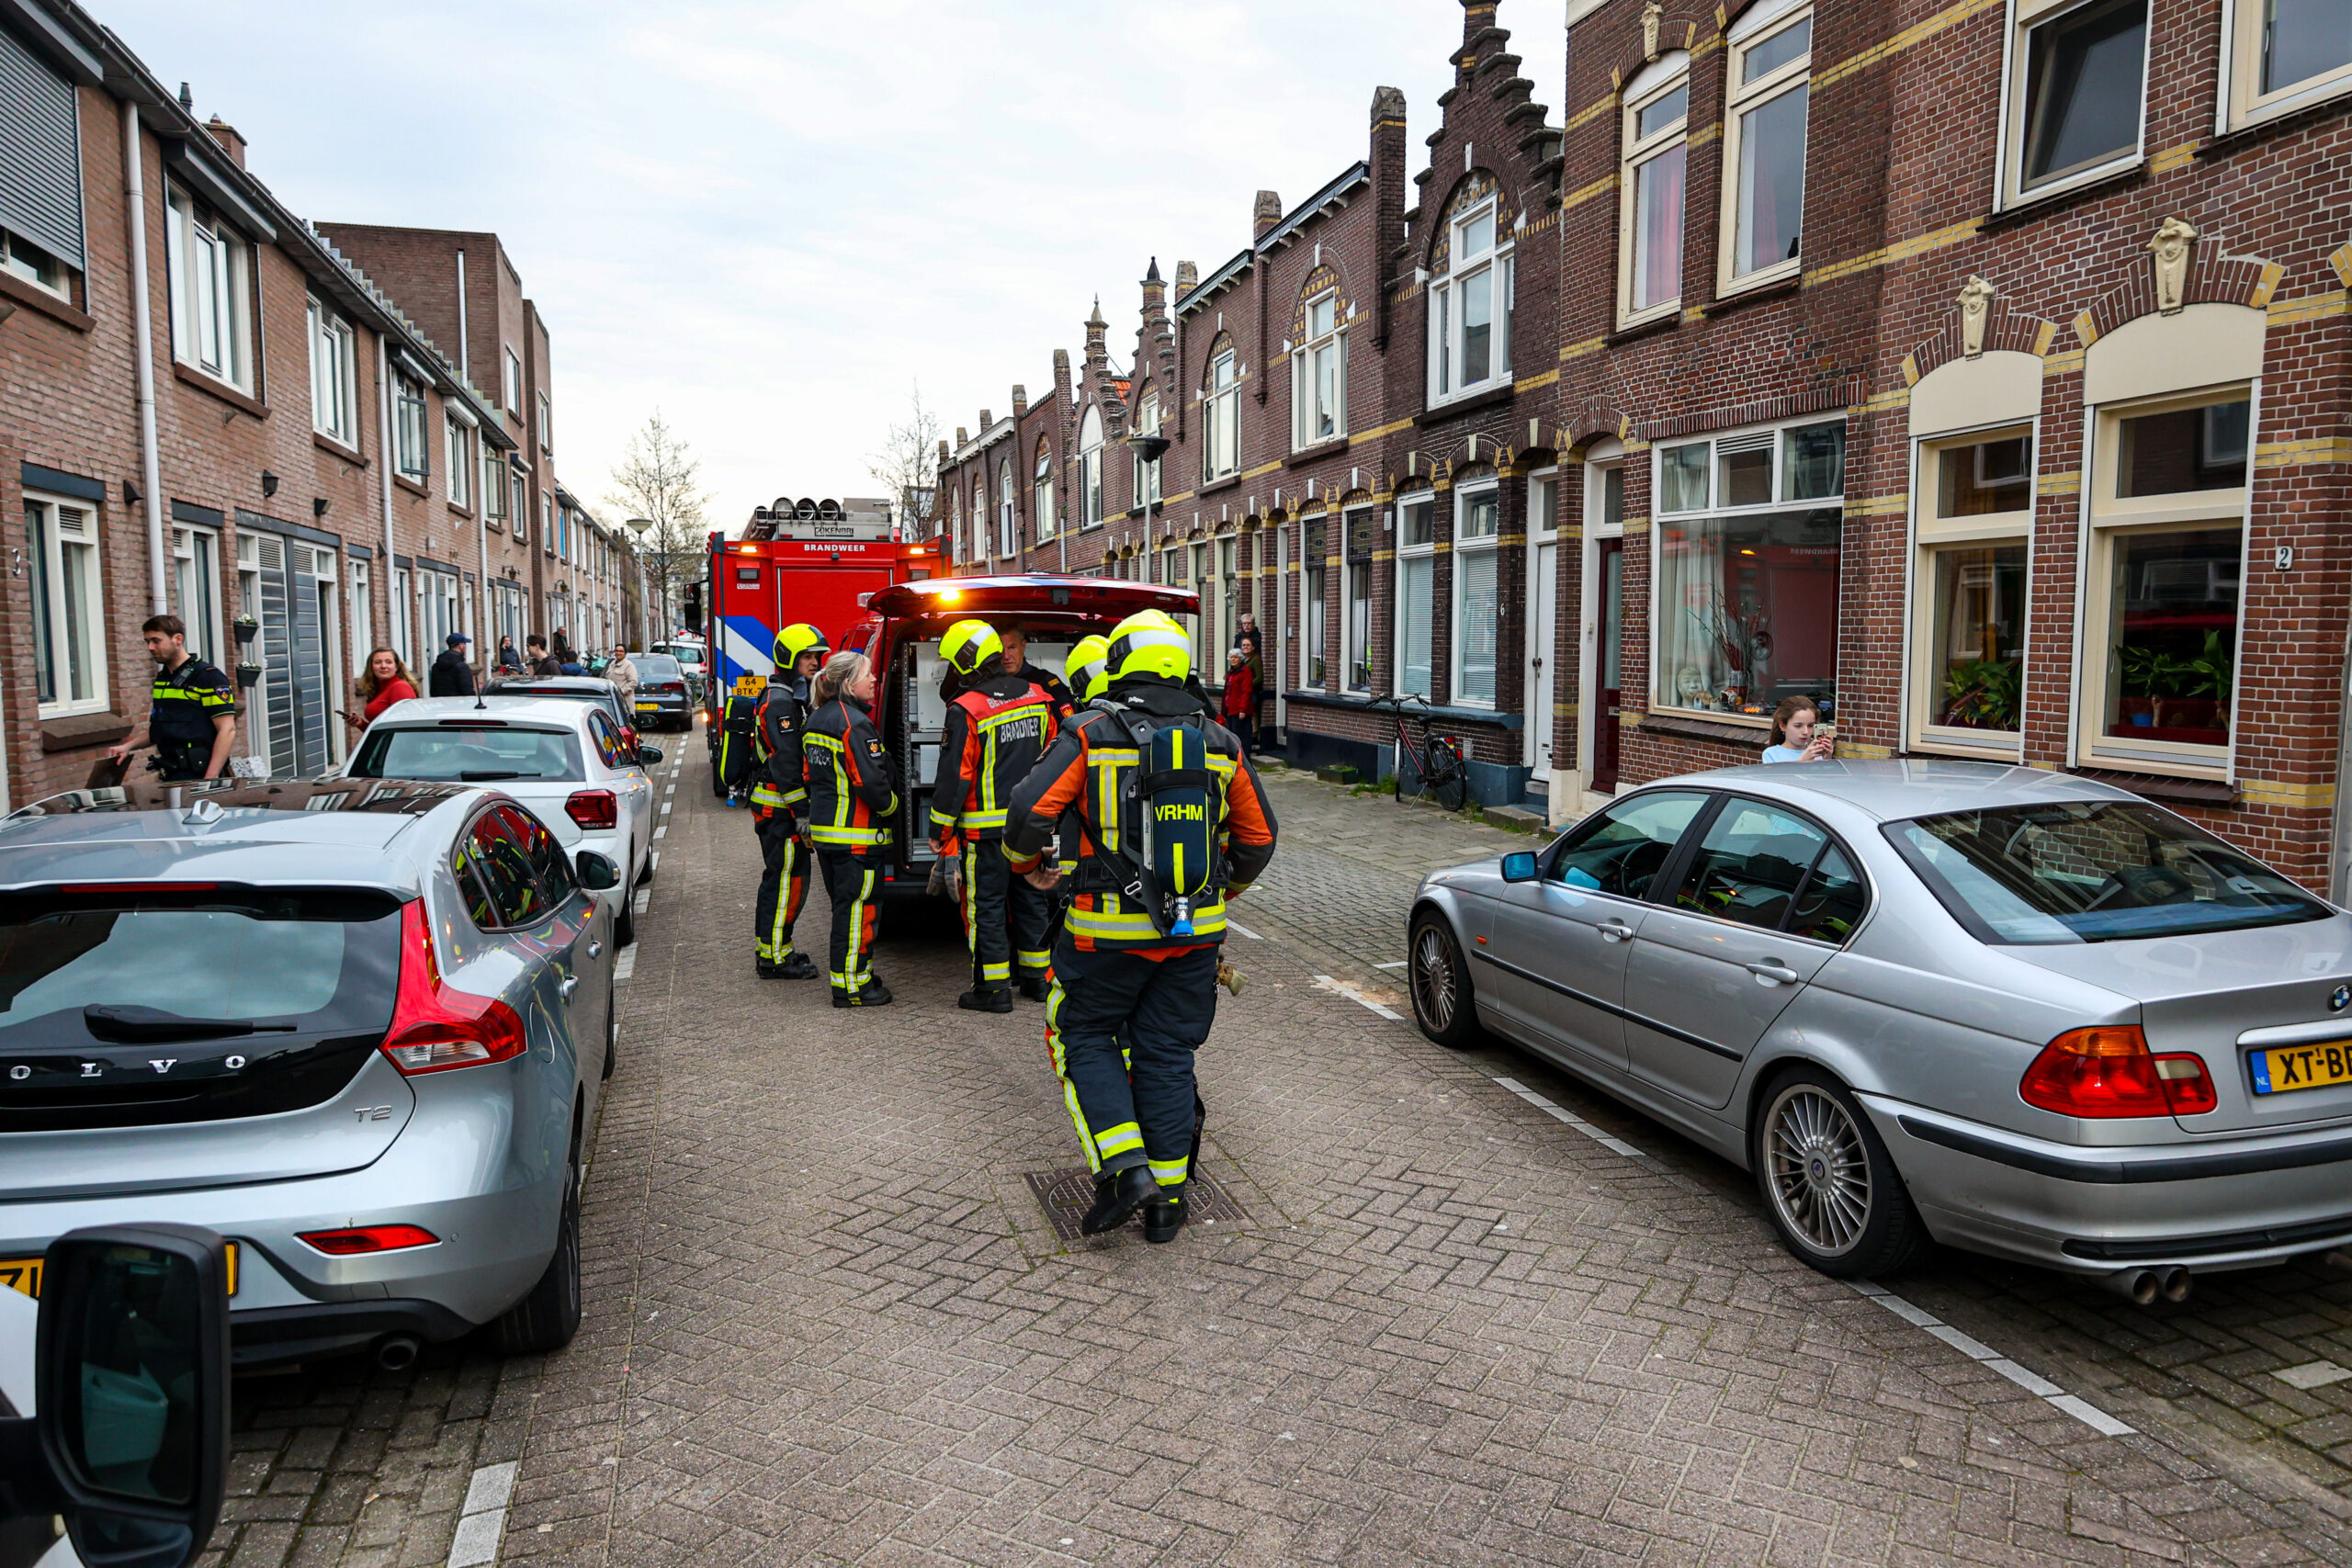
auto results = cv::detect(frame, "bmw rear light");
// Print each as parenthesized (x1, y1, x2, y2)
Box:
(381, 899, 527, 1075)
(299, 1224, 439, 1256)
(566, 789, 618, 829)
(2019, 1025, 2217, 1118)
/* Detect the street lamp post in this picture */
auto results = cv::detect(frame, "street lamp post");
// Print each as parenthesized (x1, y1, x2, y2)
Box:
(1125, 432, 1170, 592)
(626, 517, 658, 642)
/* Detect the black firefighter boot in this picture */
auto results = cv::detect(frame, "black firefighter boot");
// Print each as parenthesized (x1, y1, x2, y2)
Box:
(1080, 1166, 1159, 1235)
(957, 987, 1014, 1013)
(775, 952, 818, 979)
(1142, 1184, 1187, 1244)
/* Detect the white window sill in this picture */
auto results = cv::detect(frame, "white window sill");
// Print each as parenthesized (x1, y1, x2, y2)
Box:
(2078, 739, 2231, 779)
(2227, 73, 2352, 134)
(1616, 301, 1680, 333)
(1997, 152, 2143, 215)
(1428, 383, 1508, 412)
(38, 700, 115, 723)
(1911, 728, 2023, 758)
(1718, 257, 1802, 298)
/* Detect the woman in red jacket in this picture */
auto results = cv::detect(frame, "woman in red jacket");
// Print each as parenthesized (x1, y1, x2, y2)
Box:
(346, 648, 420, 738)
(1220, 649, 1255, 756)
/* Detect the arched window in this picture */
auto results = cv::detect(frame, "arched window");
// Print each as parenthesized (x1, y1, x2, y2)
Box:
(1080, 405, 1105, 528)
(950, 484, 963, 565)
(998, 461, 1016, 558)
(1293, 288, 1346, 448)
(1429, 180, 1514, 405)
(1133, 389, 1162, 505)
(1618, 54, 1690, 328)
(1204, 338, 1239, 481)
(971, 482, 985, 562)
(1034, 441, 1056, 543)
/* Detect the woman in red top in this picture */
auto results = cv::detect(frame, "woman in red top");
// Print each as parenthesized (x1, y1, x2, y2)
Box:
(347, 648, 420, 737)
(1220, 649, 1256, 756)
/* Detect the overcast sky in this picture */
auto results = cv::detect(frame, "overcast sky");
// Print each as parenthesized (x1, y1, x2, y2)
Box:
(103, 1, 1566, 531)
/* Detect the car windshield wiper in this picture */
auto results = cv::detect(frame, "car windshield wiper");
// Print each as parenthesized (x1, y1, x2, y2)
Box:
(458, 770, 534, 781)
(83, 1005, 300, 1043)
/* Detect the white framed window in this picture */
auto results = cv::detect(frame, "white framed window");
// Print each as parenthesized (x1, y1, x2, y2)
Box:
(950, 484, 963, 563)
(446, 413, 473, 508)
(2078, 386, 2251, 774)
(1034, 444, 1057, 543)
(1910, 426, 2036, 753)
(350, 559, 372, 654)
(1452, 485, 1501, 707)
(1618, 56, 1690, 328)
(1395, 494, 1437, 698)
(1999, 0, 2149, 209)
(1652, 416, 1846, 722)
(1301, 513, 1329, 686)
(1294, 291, 1347, 446)
(537, 389, 551, 451)
(24, 494, 107, 716)
(393, 373, 430, 480)
(2224, 0, 2352, 127)
(999, 460, 1019, 555)
(541, 494, 555, 555)
(1204, 345, 1240, 480)
(1429, 200, 1513, 403)
(503, 346, 522, 411)
(1133, 390, 1163, 504)
(390, 562, 413, 665)
(165, 184, 254, 390)
(1, 227, 74, 300)
(170, 523, 224, 669)
(307, 299, 359, 446)
(1719, 6, 1812, 292)
(1079, 407, 1104, 529)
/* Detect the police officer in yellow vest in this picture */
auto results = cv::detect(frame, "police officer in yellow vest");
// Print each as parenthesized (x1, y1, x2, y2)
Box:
(107, 615, 237, 782)
(751, 624, 827, 978)
(1004, 610, 1278, 1243)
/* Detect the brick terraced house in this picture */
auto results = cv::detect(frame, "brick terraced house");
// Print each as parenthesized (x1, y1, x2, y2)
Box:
(931, 0, 2352, 894)
(0, 0, 640, 808)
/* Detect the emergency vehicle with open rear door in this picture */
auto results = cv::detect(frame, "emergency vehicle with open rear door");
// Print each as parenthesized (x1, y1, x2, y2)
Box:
(699, 497, 944, 795)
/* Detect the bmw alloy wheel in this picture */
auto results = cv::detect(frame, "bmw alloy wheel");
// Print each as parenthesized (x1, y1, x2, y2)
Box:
(1764, 1083, 1871, 1258)
(1412, 923, 1457, 1032)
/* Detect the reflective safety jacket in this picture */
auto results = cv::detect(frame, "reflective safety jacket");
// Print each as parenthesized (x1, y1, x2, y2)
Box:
(1003, 678, 1277, 954)
(930, 673, 1056, 843)
(802, 694, 899, 853)
(148, 657, 237, 747)
(749, 675, 810, 816)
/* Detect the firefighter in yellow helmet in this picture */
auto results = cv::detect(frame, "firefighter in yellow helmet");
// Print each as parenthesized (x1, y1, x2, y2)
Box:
(1066, 633, 1113, 705)
(1004, 609, 1278, 1243)
(930, 619, 1059, 1010)
(750, 624, 828, 977)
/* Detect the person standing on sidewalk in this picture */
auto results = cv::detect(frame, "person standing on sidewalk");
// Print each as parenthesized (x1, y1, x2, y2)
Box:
(802, 649, 899, 1008)
(1004, 609, 1278, 1243)
(751, 625, 827, 979)
(929, 620, 1058, 1011)
(428, 632, 477, 697)
(1220, 649, 1256, 756)
(605, 646, 639, 711)
(107, 615, 237, 782)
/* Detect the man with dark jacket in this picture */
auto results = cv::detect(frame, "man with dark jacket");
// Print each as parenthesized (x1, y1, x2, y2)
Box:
(526, 635, 562, 677)
(428, 633, 477, 696)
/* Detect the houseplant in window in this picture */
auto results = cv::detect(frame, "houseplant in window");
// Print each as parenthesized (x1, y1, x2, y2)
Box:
(1939, 657, 2021, 729)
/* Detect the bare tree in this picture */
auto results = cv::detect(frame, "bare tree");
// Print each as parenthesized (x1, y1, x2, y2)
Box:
(606, 413, 709, 638)
(866, 383, 942, 536)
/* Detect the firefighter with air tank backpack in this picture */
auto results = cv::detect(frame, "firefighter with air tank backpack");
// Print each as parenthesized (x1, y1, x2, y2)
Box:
(750, 624, 828, 978)
(930, 620, 1059, 1012)
(1002, 609, 1278, 1244)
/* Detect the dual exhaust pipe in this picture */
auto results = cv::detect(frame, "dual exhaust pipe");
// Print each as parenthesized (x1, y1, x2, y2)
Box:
(2103, 1266, 2192, 1305)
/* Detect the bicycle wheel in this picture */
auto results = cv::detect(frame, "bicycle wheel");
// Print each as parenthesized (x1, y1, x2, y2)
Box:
(1429, 742, 1469, 812)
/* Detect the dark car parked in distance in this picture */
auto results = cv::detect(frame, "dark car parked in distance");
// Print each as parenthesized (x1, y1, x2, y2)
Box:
(629, 655, 694, 732)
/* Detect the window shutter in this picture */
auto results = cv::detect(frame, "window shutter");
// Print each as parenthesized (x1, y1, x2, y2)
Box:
(0, 25, 85, 272)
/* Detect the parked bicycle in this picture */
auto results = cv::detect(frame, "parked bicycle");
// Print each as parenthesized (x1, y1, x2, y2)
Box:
(1369, 693, 1470, 812)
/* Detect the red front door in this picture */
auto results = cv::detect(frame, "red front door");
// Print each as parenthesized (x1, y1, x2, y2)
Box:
(1593, 538, 1625, 794)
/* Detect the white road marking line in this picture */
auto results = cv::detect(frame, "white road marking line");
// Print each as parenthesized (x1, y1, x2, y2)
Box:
(1226, 919, 1261, 940)
(653, 825, 667, 840)
(1314, 974, 1403, 1021)
(632, 890, 650, 916)
(614, 949, 637, 982)
(660, 802, 673, 816)
(649, 852, 660, 874)
(1492, 1077, 1649, 1158)
(1849, 1281, 2134, 1436)
(447, 1461, 515, 1568)
(1373, 960, 1408, 970)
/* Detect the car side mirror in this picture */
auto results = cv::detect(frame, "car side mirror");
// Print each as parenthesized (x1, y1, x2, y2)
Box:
(0, 1225, 232, 1568)
(573, 851, 621, 891)
(636, 745, 663, 766)
(1500, 852, 1540, 884)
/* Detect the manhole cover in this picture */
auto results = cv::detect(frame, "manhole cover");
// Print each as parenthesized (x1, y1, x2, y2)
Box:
(1024, 1167, 1251, 1242)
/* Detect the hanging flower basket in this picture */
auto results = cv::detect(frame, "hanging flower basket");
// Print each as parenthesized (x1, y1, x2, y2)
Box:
(235, 662, 265, 690)
(232, 615, 260, 647)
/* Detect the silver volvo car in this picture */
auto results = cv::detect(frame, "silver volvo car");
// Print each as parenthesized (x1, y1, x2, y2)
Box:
(0, 778, 619, 1366)
(1408, 761, 2352, 1297)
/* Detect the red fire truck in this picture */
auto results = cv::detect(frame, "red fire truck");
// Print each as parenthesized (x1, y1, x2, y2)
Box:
(699, 497, 942, 795)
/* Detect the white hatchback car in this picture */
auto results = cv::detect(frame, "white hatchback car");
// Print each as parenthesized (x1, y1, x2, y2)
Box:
(345, 697, 658, 942)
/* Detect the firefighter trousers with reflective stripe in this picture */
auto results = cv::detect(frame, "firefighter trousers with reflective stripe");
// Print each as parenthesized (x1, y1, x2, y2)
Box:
(961, 840, 1052, 991)
(820, 850, 882, 997)
(1045, 940, 1216, 1188)
(754, 812, 810, 961)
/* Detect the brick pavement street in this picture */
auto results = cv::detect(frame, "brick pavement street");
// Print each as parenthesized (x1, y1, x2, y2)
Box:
(198, 743, 2352, 1568)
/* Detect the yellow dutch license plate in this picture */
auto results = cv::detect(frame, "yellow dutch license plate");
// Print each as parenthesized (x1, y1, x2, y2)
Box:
(2252, 1042, 2352, 1095)
(0, 1243, 238, 1300)
(634, 701, 658, 711)
(733, 674, 766, 696)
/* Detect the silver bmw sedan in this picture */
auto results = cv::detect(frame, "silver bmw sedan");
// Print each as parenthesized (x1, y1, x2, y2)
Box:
(1408, 760, 2352, 1297)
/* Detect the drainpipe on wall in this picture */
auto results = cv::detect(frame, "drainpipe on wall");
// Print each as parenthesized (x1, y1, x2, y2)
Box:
(378, 337, 398, 653)
(122, 101, 166, 618)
